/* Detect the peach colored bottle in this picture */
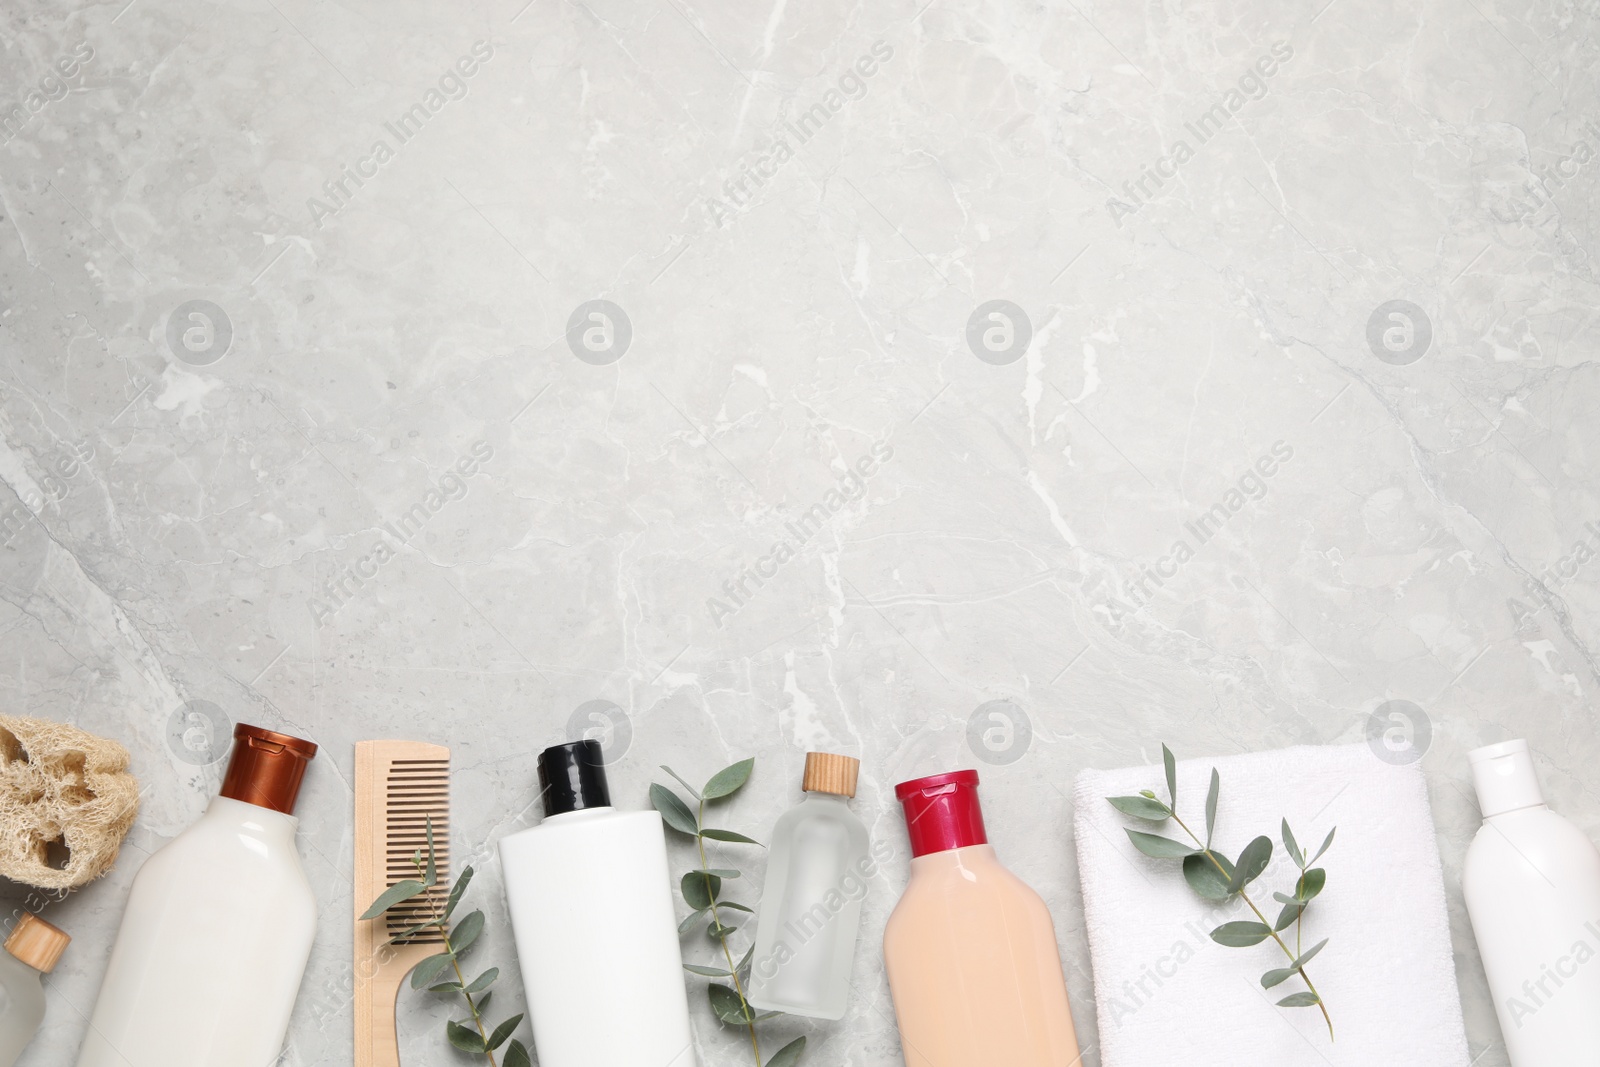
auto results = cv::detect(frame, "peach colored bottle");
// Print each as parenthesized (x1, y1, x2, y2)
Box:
(883, 770, 1081, 1067)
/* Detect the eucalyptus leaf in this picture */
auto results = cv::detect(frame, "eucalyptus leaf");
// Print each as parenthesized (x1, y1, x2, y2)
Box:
(1228, 836, 1273, 892)
(707, 984, 753, 1025)
(708, 922, 739, 939)
(464, 967, 498, 994)
(1291, 938, 1329, 971)
(1274, 901, 1303, 932)
(703, 758, 756, 800)
(1210, 920, 1272, 947)
(1182, 852, 1234, 901)
(682, 872, 721, 910)
(444, 865, 475, 920)
(694, 868, 740, 879)
(360, 879, 428, 921)
(451, 909, 486, 955)
(718, 901, 754, 913)
(684, 964, 732, 977)
(651, 784, 700, 836)
(428, 981, 463, 993)
(766, 1036, 807, 1067)
(410, 952, 455, 990)
(1139, 789, 1157, 799)
(1107, 795, 1172, 822)
(1205, 769, 1220, 848)
(424, 816, 438, 887)
(1309, 827, 1336, 864)
(1277, 992, 1321, 1008)
(1296, 867, 1326, 902)
(735, 944, 754, 976)
(1282, 819, 1303, 869)
(1272, 891, 1296, 905)
(1125, 829, 1197, 860)
(678, 907, 710, 934)
(475, 990, 493, 1017)
(486, 1013, 524, 1051)
(504, 1039, 532, 1067)
(446, 1019, 487, 1053)
(383, 917, 440, 946)
(661, 766, 703, 801)
(1163, 744, 1178, 807)
(1260, 966, 1296, 988)
(700, 828, 762, 845)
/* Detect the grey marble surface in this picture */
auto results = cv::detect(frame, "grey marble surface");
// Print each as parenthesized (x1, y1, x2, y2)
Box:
(1, 0, 1597, 1063)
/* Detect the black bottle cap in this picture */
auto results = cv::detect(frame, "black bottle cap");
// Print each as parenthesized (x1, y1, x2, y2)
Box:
(538, 740, 612, 817)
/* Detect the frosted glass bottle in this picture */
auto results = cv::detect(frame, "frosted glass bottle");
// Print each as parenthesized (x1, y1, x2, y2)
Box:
(499, 740, 695, 1067)
(1463, 739, 1600, 1066)
(0, 914, 69, 1067)
(883, 769, 1081, 1067)
(76, 724, 319, 1067)
(747, 753, 870, 1020)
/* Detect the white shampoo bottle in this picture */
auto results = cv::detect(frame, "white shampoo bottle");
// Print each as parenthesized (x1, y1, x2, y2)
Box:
(76, 724, 319, 1067)
(499, 740, 696, 1067)
(1463, 738, 1600, 1065)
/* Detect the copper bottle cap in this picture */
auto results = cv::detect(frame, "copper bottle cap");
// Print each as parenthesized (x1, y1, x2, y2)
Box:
(219, 723, 318, 815)
(802, 752, 859, 798)
(5, 913, 69, 973)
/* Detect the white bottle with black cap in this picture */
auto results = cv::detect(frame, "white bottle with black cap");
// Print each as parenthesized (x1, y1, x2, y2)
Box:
(499, 740, 696, 1067)
(1464, 738, 1600, 1065)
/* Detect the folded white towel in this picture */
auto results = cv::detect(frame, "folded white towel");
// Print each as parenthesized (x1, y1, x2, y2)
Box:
(1073, 742, 1470, 1067)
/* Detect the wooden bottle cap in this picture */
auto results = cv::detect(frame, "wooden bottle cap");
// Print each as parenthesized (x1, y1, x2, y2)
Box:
(5, 913, 69, 973)
(802, 752, 860, 798)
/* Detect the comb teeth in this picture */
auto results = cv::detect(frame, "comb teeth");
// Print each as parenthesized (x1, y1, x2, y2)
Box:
(384, 758, 450, 944)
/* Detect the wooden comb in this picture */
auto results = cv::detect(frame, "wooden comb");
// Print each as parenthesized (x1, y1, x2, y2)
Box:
(355, 741, 451, 1067)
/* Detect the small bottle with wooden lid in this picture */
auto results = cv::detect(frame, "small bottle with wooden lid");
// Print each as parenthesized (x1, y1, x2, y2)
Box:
(746, 752, 871, 1020)
(0, 913, 69, 1067)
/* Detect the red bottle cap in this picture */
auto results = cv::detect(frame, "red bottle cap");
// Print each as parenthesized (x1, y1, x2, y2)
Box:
(219, 724, 318, 815)
(895, 769, 987, 857)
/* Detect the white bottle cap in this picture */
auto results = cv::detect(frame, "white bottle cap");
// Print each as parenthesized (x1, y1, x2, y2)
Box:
(1468, 739, 1546, 818)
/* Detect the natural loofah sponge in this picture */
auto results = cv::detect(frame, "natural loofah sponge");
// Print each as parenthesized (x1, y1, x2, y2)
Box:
(0, 715, 140, 889)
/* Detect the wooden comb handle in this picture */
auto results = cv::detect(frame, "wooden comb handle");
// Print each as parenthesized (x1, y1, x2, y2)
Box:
(355, 948, 414, 1067)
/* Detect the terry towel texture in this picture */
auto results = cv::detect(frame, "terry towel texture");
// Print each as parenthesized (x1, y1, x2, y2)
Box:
(1073, 743, 1470, 1067)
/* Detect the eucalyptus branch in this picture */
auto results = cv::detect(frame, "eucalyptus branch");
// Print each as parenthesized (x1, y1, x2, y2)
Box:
(360, 817, 531, 1067)
(653, 759, 807, 1067)
(698, 794, 761, 1065)
(1106, 744, 1337, 1041)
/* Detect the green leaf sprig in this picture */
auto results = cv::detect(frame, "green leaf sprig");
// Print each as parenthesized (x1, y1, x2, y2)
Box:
(360, 817, 532, 1067)
(1106, 744, 1337, 1040)
(652, 758, 806, 1067)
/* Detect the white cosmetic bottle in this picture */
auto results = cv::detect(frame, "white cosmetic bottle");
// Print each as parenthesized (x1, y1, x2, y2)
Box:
(746, 752, 870, 1020)
(1463, 738, 1600, 1065)
(499, 740, 695, 1067)
(77, 724, 319, 1067)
